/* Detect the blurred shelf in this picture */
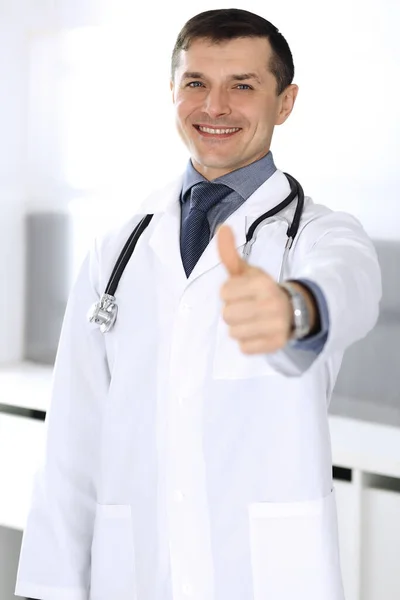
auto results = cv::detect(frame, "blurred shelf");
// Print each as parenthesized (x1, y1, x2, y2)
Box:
(330, 392, 400, 429)
(0, 412, 45, 530)
(330, 394, 400, 479)
(0, 361, 52, 413)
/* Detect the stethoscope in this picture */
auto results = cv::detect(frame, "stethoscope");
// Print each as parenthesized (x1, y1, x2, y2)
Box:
(88, 173, 304, 333)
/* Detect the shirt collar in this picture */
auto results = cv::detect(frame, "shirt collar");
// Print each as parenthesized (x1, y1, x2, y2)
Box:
(180, 151, 277, 204)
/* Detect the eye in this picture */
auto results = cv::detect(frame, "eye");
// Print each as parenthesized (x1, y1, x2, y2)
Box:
(236, 84, 253, 90)
(186, 81, 204, 88)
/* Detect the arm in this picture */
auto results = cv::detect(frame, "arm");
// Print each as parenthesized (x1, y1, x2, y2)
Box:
(266, 211, 382, 378)
(16, 242, 108, 600)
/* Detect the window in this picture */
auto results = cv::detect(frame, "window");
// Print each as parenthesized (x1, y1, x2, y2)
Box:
(28, 24, 187, 274)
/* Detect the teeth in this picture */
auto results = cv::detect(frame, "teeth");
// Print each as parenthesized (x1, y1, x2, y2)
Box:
(198, 126, 240, 135)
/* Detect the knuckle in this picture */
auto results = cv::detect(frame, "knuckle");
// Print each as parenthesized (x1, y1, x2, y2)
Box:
(220, 286, 228, 301)
(239, 340, 251, 354)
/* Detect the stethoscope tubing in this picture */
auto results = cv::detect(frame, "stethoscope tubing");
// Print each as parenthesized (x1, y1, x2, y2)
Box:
(88, 173, 304, 332)
(105, 173, 303, 297)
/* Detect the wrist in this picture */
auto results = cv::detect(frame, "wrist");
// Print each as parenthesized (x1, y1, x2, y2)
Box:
(281, 281, 320, 339)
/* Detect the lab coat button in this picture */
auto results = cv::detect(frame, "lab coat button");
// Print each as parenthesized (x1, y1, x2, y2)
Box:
(180, 302, 192, 313)
(182, 583, 193, 596)
(173, 490, 185, 502)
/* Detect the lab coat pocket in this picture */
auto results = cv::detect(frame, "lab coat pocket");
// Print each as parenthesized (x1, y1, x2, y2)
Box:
(213, 316, 276, 379)
(90, 504, 137, 600)
(248, 489, 345, 600)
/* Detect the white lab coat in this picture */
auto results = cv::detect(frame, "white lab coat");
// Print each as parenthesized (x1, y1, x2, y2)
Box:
(16, 169, 381, 600)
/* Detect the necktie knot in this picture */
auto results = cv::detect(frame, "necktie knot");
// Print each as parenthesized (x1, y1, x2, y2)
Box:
(190, 182, 231, 214)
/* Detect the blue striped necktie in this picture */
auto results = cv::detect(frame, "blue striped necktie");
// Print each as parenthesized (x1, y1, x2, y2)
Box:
(181, 182, 231, 278)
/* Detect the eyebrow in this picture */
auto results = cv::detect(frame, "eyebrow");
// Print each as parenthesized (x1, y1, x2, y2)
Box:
(181, 71, 261, 84)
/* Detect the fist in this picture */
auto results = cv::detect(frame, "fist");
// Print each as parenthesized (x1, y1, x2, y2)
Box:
(217, 224, 293, 355)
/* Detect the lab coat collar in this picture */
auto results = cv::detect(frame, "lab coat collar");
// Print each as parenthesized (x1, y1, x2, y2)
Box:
(141, 169, 291, 288)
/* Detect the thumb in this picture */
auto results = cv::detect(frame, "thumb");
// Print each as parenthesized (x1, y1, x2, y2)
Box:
(217, 224, 249, 276)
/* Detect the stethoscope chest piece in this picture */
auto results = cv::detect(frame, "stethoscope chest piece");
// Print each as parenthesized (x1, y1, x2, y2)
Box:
(88, 293, 118, 333)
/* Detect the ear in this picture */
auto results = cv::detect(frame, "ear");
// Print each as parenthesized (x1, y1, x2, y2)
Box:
(170, 79, 175, 102)
(275, 84, 299, 125)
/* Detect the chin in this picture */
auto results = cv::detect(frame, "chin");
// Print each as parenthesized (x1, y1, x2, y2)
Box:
(196, 155, 240, 170)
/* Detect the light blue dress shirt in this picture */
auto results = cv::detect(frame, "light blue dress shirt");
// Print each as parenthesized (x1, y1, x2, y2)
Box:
(180, 152, 329, 353)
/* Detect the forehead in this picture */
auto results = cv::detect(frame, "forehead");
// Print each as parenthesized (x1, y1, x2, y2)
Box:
(175, 37, 272, 78)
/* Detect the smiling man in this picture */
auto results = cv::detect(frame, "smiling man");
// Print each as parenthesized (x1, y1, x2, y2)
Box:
(16, 8, 381, 600)
(171, 36, 297, 180)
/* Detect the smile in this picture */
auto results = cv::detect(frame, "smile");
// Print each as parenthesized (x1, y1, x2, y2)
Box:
(194, 125, 242, 138)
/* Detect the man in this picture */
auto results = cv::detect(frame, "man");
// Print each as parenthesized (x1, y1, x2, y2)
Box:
(16, 8, 381, 600)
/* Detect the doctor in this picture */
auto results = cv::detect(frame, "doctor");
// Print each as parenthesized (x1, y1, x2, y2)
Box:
(16, 8, 381, 600)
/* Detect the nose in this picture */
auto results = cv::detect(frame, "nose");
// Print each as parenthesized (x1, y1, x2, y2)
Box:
(203, 87, 232, 119)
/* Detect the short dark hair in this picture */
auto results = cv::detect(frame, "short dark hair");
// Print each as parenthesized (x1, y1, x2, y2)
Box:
(171, 8, 294, 95)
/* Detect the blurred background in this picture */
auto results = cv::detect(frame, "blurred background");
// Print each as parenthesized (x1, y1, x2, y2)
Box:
(0, 0, 399, 599)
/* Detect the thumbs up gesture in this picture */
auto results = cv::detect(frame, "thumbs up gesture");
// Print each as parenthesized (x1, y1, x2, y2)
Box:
(217, 224, 295, 355)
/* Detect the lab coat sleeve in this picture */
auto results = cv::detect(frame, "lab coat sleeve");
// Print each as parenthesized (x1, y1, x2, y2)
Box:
(266, 210, 382, 379)
(15, 241, 109, 600)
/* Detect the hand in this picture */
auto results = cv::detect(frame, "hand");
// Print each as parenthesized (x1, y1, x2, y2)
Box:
(216, 224, 295, 355)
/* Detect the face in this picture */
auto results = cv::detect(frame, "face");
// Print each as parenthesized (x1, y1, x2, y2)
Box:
(170, 36, 298, 180)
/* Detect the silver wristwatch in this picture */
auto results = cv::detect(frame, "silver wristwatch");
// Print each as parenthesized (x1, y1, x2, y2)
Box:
(280, 281, 312, 340)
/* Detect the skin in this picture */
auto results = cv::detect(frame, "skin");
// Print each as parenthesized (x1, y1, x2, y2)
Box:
(171, 36, 317, 354)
